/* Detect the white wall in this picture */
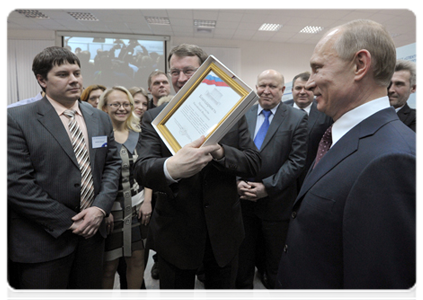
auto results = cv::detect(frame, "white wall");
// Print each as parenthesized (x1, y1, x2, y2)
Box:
(170, 36, 315, 90)
(7, 29, 316, 104)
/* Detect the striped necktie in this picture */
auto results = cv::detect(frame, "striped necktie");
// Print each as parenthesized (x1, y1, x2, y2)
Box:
(63, 109, 95, 210)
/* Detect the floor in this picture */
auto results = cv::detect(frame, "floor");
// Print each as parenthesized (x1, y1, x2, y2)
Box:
(112, 251, 270, 300)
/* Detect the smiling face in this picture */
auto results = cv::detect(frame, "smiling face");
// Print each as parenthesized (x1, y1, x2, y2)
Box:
(133, 92, 148, 118)
(256, 70, 285, 110)
(292, 78, 314, 109)
(37, 62, 82, 107)
(102, 90, 132, 125)
(306, 31, 355, 121)
(169, 55, 201, 93)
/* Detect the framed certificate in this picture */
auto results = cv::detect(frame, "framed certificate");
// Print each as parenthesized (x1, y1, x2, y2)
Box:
(152, 55, 258, 155)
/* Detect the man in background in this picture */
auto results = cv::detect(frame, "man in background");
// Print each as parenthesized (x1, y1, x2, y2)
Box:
(236, 69, 307, 289)
(388, 59, 416, 131)
(147, 70, 171, 109)
(277, 19, 415, 289)
(8, 46, 121, 289)
(134, 44, 261, 289)
(291, 71, 333, 188)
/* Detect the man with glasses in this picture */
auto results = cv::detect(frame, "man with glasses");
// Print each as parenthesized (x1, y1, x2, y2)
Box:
(134, 44, 261, 289)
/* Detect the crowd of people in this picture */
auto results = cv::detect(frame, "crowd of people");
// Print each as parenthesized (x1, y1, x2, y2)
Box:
(7, 19, 416, 290)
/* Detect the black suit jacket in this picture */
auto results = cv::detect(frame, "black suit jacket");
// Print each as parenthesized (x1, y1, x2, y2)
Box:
(8, 98, 121, 264)
(293, 102, 333, 188)
(134, 105, 261, 269)
(241, 103, 308, 221)
(397, 103, 416, 132)
(277, 108, 416, 289)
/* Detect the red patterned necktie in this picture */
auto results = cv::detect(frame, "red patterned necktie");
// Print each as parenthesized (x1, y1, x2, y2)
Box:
(63, 109, 95, 210)
(313, 125, 332, 168)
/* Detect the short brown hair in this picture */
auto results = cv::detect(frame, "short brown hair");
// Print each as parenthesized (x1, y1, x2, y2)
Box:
(167, 44, 208, 67)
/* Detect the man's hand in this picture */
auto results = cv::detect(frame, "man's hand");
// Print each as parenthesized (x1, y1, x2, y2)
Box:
(237, 180, 268, 202)
(166, 136, 221, 179)
(69, 207, 104, 239)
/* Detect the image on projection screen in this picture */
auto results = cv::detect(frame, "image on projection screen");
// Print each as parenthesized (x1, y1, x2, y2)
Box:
(63, 36, 166, 89)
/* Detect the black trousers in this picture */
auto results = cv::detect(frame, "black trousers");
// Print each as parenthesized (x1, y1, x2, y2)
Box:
(13, 233, 105, 289)
(236, 215, 289, 289)
(158, 235, 238, 289)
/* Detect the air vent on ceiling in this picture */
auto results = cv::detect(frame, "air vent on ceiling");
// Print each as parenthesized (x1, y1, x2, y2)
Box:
(16, 10, 49, 19)
(145, 16, 170, 25)
(67, 12, 99, 21)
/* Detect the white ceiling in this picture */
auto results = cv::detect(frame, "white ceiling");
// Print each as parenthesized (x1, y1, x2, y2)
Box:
(7, 9, 416, 47)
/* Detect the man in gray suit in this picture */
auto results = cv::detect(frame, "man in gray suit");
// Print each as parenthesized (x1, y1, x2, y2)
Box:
(236, 69, 308, 289)
(8, 46, 121, 289)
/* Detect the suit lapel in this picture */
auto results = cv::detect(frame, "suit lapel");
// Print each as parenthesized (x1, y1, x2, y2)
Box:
(294, 107, 398, 206)
(260, 103, 285, 151)
(36, 97, 79, 168)
(245, 105, 258, 140)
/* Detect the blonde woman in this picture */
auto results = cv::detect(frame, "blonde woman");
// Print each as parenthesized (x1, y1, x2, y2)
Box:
(98, 86, 152, 289)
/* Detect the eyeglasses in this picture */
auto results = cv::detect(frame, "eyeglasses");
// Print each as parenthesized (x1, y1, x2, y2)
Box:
(169, 67, 198, 77)
(108, 103, 132, 109)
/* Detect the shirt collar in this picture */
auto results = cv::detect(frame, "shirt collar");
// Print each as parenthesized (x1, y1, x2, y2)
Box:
(293, 102, 312, 115)
(331, 96, 390, 147)
(257, 102, 280, 116)
(46, 96, 81, 117)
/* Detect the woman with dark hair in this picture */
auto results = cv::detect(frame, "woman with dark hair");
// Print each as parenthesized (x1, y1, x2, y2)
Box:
(80, 84, 106, 108)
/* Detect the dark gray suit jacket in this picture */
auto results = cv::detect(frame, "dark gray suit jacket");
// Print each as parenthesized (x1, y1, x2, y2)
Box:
(397, 103, 416, 132)
(241, 103, 308, 221)
(8, 98, 121, 263)
(277, 108, 416, 289)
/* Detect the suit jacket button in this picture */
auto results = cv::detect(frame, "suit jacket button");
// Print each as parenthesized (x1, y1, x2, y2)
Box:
(283, 244, 288, 253)
(291, 211, 297, 219)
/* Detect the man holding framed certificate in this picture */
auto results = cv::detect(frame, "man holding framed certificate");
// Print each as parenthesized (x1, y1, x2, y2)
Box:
(134, 44, 261, 289)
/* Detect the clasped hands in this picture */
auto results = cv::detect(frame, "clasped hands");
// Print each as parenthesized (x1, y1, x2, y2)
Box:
(166, 135, 224, 180)
(69, 207, 104, 239)
(237, 180, 268, 202)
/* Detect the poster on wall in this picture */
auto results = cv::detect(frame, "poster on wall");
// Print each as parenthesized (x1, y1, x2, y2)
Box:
(396, 43, 416, 109)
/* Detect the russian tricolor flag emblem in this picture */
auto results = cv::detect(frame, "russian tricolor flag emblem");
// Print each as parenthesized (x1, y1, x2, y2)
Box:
(202, 74, 229, 87)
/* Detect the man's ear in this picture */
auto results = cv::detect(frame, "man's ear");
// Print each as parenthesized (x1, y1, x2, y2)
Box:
(36, 74, 47, 89)
(353, 49, 372, 81)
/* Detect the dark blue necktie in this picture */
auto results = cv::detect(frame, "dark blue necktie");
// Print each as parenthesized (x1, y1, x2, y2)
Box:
(254, 110, 272, 150)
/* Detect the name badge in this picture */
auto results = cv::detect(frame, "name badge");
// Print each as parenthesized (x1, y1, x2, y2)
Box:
(92, 136, 108, 148)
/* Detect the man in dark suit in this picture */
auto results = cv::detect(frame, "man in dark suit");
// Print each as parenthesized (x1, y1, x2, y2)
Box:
(235, 69, 307, 289)
(8, 46, 121, 289)
(290, 72, 333, 188)
(276, 19, 415, 289)
(388, 59, 416, 132)
(134, 44, 261, 289)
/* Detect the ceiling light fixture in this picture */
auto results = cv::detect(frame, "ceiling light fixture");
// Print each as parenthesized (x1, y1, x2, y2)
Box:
(67, 12, 99, 21)
(145, 16, 170, 25)
(259, 23, 282, 32)
(194, 19, 216, 28)
(16, 10, 49, 19)
(300, 26, 324, 34)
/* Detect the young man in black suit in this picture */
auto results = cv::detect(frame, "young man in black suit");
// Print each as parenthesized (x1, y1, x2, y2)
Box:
(8, 46, 121, 289)
(134, 44, 261, 289)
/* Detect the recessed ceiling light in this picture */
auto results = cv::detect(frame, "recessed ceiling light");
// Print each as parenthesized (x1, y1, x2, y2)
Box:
(145, 16, 170, 25)
(16, 10, 49, 19)
(300, 26, 324, 34)
(194, 20, 216, 28)
(259, 23, 282, 32)
(67, 12, 99, 21)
